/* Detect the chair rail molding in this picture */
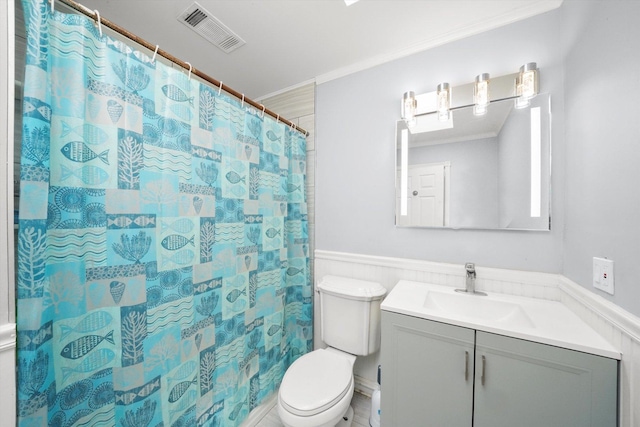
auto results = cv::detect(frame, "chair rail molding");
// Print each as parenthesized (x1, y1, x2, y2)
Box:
(0, 322, 16, 352)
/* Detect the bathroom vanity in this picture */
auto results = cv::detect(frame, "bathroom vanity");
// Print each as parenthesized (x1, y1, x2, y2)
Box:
(380, 281, 619, 427)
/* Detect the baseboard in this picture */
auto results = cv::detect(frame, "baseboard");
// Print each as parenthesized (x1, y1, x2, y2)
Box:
(354, 374, 377, 398)
(240, 392, 277, 427)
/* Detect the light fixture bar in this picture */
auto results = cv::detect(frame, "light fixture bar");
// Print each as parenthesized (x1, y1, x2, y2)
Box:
(403, 63, 540, 118)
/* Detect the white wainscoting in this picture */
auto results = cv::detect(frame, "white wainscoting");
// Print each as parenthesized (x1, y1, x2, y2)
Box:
(559, 277, 640, 427)
(0, 323, 16, 423)
(315, 250, 640, 427)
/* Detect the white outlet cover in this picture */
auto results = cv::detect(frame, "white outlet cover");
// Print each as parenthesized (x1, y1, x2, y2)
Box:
(593, 257, 614, 295)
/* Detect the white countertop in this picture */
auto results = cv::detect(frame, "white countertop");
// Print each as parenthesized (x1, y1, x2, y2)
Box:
(381, 280, 621, 360)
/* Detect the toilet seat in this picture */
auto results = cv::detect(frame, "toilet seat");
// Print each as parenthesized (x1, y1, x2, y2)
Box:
(279, 349, 353, 416)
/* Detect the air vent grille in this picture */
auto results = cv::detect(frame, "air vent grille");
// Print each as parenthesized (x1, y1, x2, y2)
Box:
(177, 2, 245, 54)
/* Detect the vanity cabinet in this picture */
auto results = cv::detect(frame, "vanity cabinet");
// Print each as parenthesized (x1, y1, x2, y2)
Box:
(380, 311, 618, 427)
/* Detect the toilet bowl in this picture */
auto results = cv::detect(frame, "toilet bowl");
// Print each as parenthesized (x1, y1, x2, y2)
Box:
(277, 348, 356, 427)
(276, 276, 387, 427)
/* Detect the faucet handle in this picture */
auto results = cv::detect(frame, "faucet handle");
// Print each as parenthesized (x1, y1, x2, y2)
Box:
(465, 262, 475, 272)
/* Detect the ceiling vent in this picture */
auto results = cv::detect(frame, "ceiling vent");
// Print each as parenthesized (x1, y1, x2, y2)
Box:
(177, 2, 246, 53)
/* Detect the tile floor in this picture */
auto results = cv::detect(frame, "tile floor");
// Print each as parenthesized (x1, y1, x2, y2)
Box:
(255, 392, 372, 427)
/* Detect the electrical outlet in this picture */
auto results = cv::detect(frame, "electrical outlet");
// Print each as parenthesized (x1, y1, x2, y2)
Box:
(593, 257, 614, 295)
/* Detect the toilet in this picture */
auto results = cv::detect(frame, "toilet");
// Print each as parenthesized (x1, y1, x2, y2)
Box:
(277, 275, 387, 427)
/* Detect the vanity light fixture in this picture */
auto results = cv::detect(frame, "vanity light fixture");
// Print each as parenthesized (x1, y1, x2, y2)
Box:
(400, 63, 540, 122)
(436, 82, 451, 122)
(401, 91, 417, 128)
(473, 73, 490, 116)
(515, 62, 539, 109)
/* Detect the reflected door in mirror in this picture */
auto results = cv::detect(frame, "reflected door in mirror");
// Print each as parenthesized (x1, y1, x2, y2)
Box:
(396, 163, 450, 227)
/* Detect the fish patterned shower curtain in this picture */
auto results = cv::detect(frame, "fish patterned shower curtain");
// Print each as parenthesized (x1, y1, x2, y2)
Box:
(16, 0, 311, 425)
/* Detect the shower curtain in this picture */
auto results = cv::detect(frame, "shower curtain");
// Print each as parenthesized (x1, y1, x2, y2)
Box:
(16, 0, 312, 425)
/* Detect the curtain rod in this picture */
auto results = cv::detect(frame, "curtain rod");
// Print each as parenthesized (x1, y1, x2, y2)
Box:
(54, 0, 310, 137)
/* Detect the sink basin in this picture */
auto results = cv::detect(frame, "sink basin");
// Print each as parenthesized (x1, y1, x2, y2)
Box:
(423, 290, 535, 328)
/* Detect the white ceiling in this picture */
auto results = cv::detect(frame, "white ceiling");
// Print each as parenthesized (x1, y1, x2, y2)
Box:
(76, 0, 562, 99)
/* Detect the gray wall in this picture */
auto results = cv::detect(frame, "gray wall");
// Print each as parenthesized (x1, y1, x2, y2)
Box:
(561, 1, 640, 316)
(316, 9, 565, 273)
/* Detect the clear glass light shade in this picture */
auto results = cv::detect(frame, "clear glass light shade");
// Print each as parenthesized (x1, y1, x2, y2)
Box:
(436, 82, 450, 122)
(473, 73, 490, 116)
(402, 91, 417, 127)
(514, 93, 530, 109)
(519, 63, 539, 100)
(515, 62, 538, 109)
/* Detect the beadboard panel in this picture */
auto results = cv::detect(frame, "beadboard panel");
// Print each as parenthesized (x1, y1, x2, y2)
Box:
(315, 250, 640, 426)
(298, 114, 315, 151)
(305, 150, 316, 187)
(260, 83, 314, 122)
(315, 250, 561, 300)
(559, 277, 640, 427)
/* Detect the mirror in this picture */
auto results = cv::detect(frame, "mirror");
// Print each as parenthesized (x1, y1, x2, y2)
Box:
(395, 93, 550, 230)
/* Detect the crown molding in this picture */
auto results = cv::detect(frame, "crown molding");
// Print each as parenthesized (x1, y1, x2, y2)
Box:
(316, 0, 563, 86)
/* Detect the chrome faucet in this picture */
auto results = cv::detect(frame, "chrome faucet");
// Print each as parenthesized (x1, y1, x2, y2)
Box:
(456, 263, 486, 295)
(465, 263, 476, 292)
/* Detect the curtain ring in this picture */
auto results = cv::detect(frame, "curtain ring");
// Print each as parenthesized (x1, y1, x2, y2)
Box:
(276, 114, 280, 124)
(290, 122, 296, 132)
(152, 45, 159, 63)
(218, 82, 223, 96)
(260, 105, 265, 119)
(50, 0, 55, 13)
(94, 10, 102, 38)
(185, 62, 192, 81)
(241, 94, 245, 107)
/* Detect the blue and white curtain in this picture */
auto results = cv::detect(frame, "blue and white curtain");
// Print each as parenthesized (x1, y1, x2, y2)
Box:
(16, 1, 312, 425)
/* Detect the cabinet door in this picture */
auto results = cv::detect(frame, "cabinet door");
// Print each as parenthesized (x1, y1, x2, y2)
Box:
(473, 331, 617, 427)
(381, 311, 475, 427)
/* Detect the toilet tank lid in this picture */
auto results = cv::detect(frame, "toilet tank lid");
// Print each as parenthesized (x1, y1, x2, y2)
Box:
(318, 275, 387, 301)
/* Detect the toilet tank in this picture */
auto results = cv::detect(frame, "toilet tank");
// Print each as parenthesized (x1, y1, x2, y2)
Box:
(317, 276, 387, 356)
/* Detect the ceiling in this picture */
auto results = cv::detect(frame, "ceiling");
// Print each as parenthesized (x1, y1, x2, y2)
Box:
(408, 99, 513, 146)
(74, 0, 562, 100)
